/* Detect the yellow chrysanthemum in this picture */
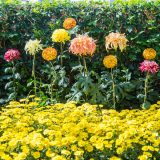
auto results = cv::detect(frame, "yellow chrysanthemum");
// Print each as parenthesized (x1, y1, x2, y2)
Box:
(42, 47, 57, 61)
(32, 152, 40, 159)
(63, 18, 77, 30)
(103, 55, 117, 69)
(143, 48, 156, 60)
(51, 29, 70, 43)
(110, 156, 122, 160)
(25, 39, 43, 55)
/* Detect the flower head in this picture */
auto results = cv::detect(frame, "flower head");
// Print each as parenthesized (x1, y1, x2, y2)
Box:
(103, 55, 117, 69)
(69, 34, 96, 56)
(143, 48, 156, 60)
(4, 49, 20, 62)
(105, 32, 128, 52)
(139, 60, 159, 74)
(42, 47, 57, 61)
(25, 39, 43, 55)
(51, 29, 70, 43)
(63, 18, 77, 30)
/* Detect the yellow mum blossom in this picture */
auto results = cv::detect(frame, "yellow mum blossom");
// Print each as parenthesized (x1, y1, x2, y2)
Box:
(32, 152, 40, 159)
(103, 55, 117, 68)
(110, 156, 122, 160)
(138, 155, 148, 160)
(25, 39, 43, 55)
(143, 48, 156, 60)
(51, 29, 70, 43)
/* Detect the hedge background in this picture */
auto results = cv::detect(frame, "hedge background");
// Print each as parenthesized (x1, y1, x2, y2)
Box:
(0, 1, 160, 108)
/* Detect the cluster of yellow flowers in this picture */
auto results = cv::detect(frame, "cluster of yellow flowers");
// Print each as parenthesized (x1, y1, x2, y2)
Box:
(0, 97, 159, 160)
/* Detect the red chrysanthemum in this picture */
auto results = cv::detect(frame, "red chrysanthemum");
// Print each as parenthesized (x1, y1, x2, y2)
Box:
(4, 49, 20, 62)
(139, 60, 159, 74)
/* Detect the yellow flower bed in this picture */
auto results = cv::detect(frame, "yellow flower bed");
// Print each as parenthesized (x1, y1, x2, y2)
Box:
(0, 99, 160, 160)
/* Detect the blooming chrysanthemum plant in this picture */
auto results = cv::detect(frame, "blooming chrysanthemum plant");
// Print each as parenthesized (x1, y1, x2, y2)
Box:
(139, 60, 159, 108)
(103, 55, 118, 108)
(25, 39, 43, 95)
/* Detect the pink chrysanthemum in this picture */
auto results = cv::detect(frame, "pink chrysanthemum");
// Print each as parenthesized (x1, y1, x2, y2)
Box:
(4, 49, 20, 62)
(139, 60, 159, 74)
(69, 34, 96, 56)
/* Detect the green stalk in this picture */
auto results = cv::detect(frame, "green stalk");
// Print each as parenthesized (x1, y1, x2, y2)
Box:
(83, 57, 88, 76)
(32, 54, 37, 95)
(111, 68, 116, 109)
(50, 61, 56, 102)
(60, 42, 63, 66)
(12, 61, 16, 98)
(144, 72, 149, 104)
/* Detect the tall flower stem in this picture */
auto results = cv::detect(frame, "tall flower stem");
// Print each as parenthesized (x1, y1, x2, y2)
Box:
(60, 43, 63, 66)
(32, 54, 37, 95)
(144, 72, 149, 104)
(50, 61, 56, 102)
(12, 61, 16, 98)
(83, 57, 88, 76)
(111, 68, 116, 109)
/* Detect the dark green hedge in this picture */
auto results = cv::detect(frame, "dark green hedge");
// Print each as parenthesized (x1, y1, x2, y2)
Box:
(0, 1, 160, 108)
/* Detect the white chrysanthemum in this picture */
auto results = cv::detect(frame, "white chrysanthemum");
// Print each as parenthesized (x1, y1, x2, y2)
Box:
(25, 39, 43, 55)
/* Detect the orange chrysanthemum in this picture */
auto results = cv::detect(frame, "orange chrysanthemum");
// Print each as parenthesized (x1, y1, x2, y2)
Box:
(143, 48, 156, 60)
(103, 55, 117, 69)
(105, 32, 128, 52)
(42, 47, 57, 61)
(63, 18, 77, 30)
(69, 34, 96, 56)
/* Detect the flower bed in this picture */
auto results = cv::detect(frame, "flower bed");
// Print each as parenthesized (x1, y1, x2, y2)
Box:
(0, 97, 159, 160)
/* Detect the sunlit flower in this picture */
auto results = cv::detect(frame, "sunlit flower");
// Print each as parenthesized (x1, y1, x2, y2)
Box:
(139, 60, 159, 74)
(63, 18, 77, 30)
(103, 55, 117, 68)
(110, 156, 122, 160)
(42, 47, 57, 61)
(69, 34, 96, 56)
(143, 48, 156, 60)
(105, 32, 128, 52)
(25, 39, 43, 55)
(51, 29, 70, 43)
(4, 49, 20, 62)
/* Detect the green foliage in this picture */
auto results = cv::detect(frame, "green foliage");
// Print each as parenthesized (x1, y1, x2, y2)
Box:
(0, 1, 160, 108)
